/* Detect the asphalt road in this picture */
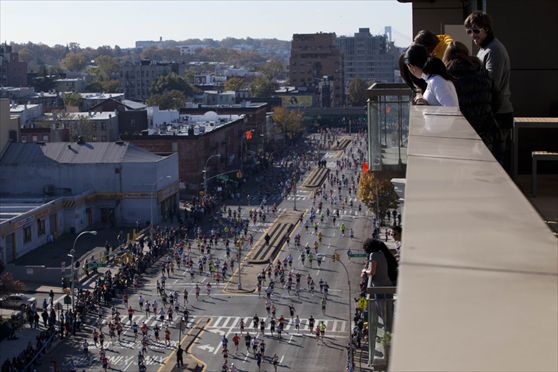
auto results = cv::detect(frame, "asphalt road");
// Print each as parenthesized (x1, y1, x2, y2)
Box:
(40, 132, 372, 372)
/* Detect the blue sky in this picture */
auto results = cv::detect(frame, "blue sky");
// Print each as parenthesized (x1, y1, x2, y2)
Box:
(1, 0, 412, 48)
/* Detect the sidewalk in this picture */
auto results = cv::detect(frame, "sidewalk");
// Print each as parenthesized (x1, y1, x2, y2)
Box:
(0, 327, 41, 367)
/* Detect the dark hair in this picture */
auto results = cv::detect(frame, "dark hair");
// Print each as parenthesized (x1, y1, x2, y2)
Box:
(443, 41, 480, 71)
(464, 11, 494, 37)
(413, 30, 439, 53)
(399, 53, 427, 93)
(404, 44, 454, 82)
(362, 239, 398, 285)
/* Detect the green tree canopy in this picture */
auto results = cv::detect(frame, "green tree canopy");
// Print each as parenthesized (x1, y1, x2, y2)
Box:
(61, 51, 87, 72)
(151, 73, 195, 97)
(272, 107, 305, 142)
(257, 59, 285, 80)
(348, 79, 369, 106)
(99, 80, 121, 93)
(357, 171, 399, 218)
(147, 90, 186, 110)
(63, 92, 83, 108)
(94, 55, 120, 80)
(250, 77, 274, 98)
(224, 77, 245, 92)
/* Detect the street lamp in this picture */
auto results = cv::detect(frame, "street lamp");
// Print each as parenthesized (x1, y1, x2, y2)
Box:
(203, 154, 221, 195)
(70, 230, 97, 313)
(151, 175, 172, 242)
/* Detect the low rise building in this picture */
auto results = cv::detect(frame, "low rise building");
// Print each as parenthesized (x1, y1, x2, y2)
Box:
(55, 78, 86, 92)
(0, 140, 179, 262)
(9, 103, 43, 127)
(33, 111, 119, 142)
(125, 112, 245, 192)
(88, 98, 148, 136)
(0, 99, 19, 155)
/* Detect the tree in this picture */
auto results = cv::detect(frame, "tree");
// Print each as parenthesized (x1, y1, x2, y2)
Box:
(63, 92, 83, 108)
(250, 77, 274, 98)
(348, 79, 369, 106)
(258, 59, 285, 80)
(357, 171, 399, 218)
(272, 107, 305, 142)
(224, 77, 245, 92)
(147, 90, 186, 110)
(0, 260, 25, 297)
(95, 55, 120, 80)
(99, 80, 121, 93)
(151, 73, 195, 97)
(61, 51, 87, 72)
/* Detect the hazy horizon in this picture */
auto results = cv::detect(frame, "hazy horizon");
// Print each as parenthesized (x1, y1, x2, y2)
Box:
(1, 0, 413, 48)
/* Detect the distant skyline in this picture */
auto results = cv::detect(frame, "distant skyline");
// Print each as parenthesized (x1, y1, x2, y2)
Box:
(1, 0, 413, 48)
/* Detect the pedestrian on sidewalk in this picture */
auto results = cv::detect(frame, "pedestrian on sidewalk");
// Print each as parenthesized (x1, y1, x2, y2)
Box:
(176, 345, 184, 367)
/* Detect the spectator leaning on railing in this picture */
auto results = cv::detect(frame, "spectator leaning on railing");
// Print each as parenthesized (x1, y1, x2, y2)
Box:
(443, 41, 500, 150)
(403, 44, 459, 107)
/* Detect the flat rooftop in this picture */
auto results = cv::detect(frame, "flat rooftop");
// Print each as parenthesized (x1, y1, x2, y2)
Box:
(0, 197, 52, 224)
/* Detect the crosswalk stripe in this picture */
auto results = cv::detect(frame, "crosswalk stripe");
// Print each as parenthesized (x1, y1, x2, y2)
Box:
(212, 316, 225, 328)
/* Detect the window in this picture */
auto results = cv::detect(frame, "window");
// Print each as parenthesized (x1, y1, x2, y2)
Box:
(32, 135, 37, 142)
(43, 135, 49, 141)
(37, 219, 45, 236)
(24, 226, 32, 243)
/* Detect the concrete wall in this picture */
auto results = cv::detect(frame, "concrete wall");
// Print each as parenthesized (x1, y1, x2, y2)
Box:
(410, 0, 558, 117)
(0, 98, 19, 154)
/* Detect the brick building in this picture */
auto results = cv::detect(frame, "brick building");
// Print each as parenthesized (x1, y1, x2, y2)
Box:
(289, 33, 344, 107)
(179, 102, 268, 147)
(0, 44, 28, 87)
(125, 113, 245, 192)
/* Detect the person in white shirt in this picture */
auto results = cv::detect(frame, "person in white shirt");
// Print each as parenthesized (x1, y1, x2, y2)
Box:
(404, 44, 459, 107)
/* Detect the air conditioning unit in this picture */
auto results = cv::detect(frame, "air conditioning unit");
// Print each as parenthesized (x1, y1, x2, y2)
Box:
(43, 184, 56, 196)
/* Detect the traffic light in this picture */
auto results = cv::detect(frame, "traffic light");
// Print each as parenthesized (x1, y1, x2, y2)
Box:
(61, 276, 67, 289)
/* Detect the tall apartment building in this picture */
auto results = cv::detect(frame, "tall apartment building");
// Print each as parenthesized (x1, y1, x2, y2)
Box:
(289, 33, 344, 107)
(0, 44, 28, 87)
(120, 60, 185, 101)
(336, 28, 399, 89)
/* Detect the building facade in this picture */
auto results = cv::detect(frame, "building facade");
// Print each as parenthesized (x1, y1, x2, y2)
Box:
(0, 141, 179, 262)
(0, 44, 28, 87)
(336, 28, 399, 89)
(126, 113, 246, 192)
(289, 33, 344, 107)
(34, 111, 120, 142)
(0, 99, 19, 155)
(120, 60, 186, 101)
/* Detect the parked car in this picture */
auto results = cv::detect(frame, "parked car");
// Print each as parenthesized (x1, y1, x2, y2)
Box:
(0, 294, 36, 310)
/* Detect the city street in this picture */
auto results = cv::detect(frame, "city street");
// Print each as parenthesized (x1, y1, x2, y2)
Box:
(37, 131, 374, 372)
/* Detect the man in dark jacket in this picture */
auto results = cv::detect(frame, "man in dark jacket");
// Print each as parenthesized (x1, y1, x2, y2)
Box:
(465, 11, 513, 172)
